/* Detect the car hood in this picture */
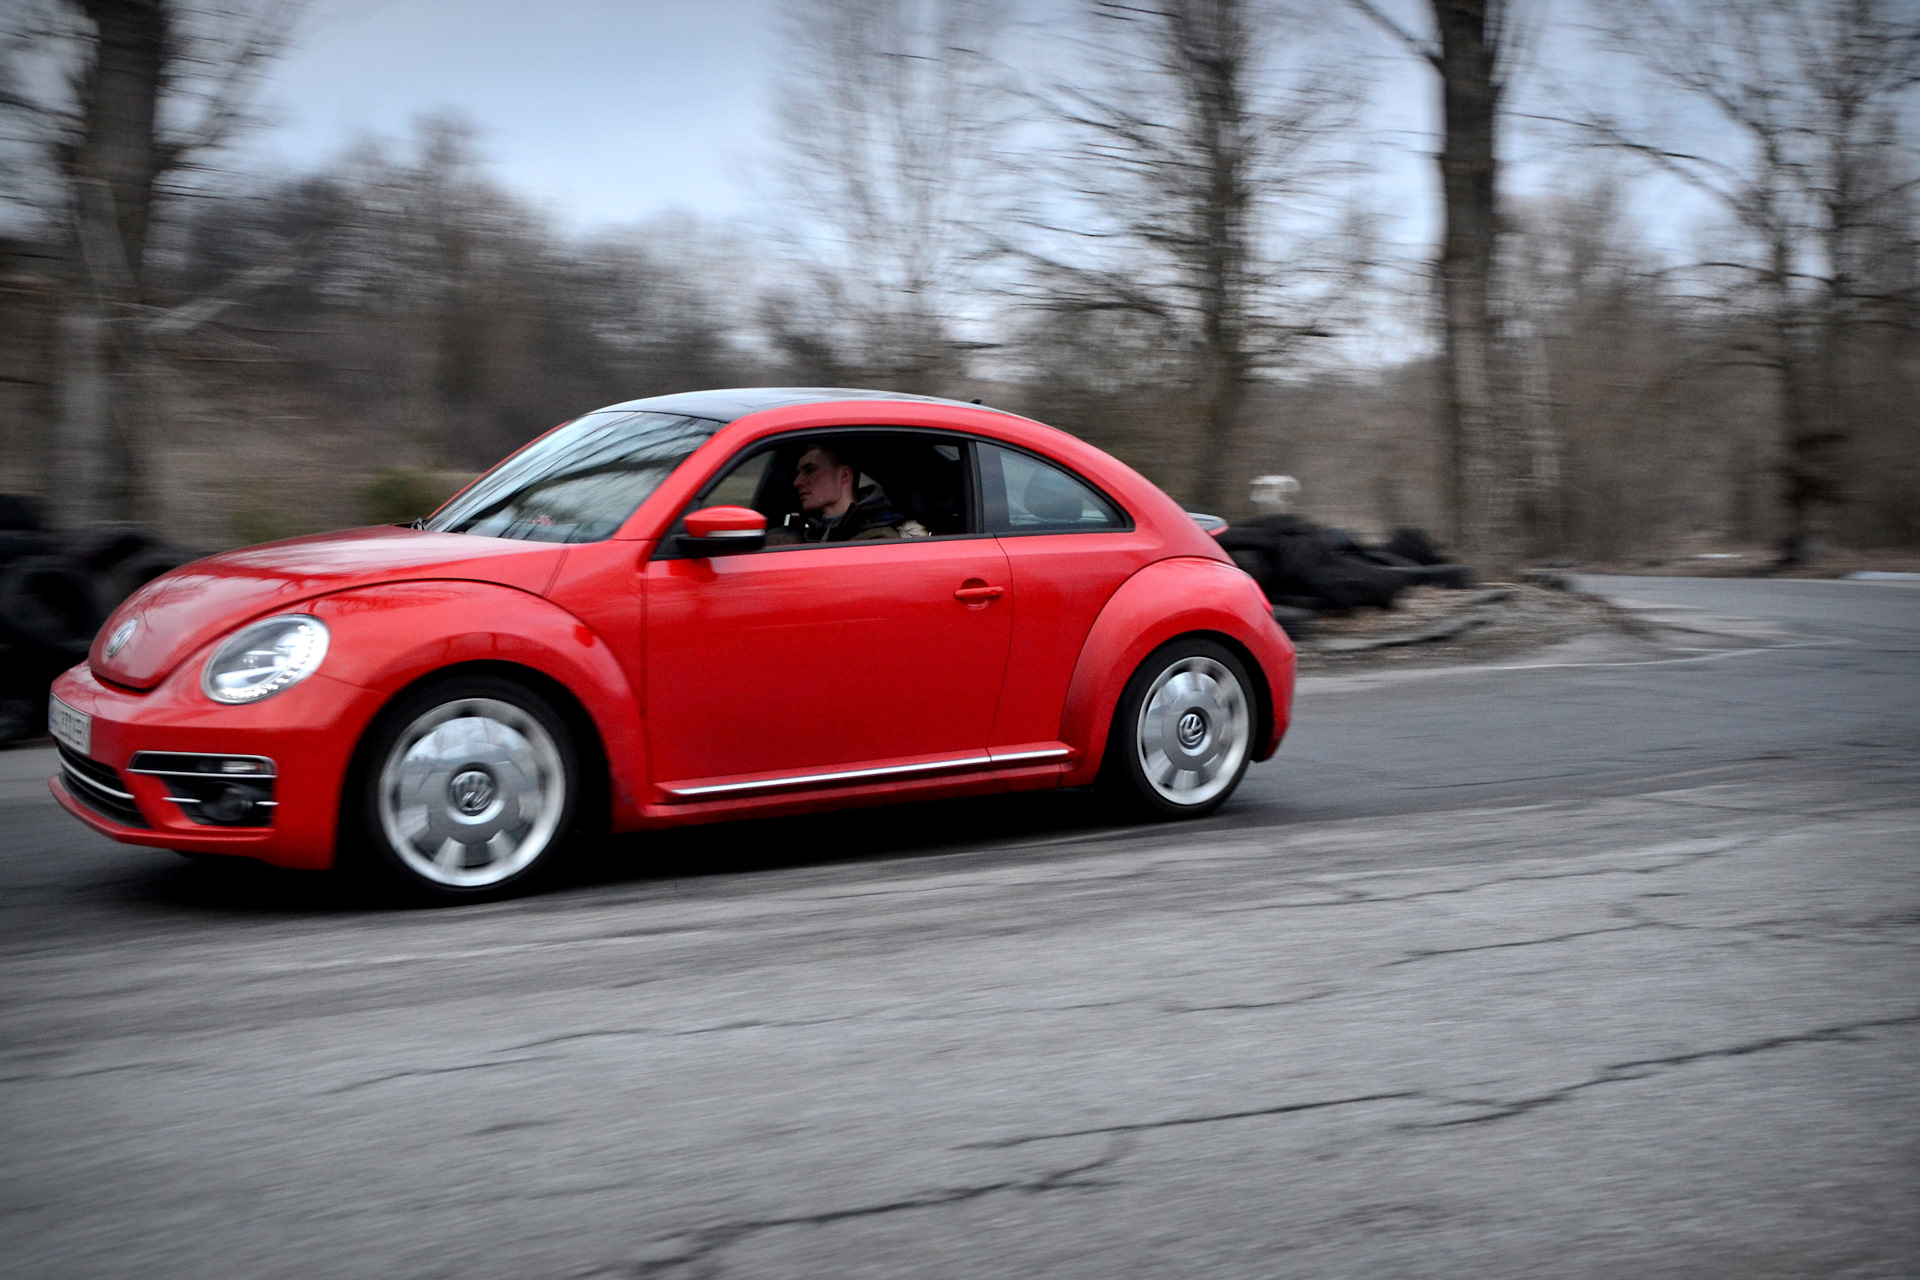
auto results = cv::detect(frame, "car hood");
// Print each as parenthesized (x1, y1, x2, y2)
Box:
(90, 527, 568, 690)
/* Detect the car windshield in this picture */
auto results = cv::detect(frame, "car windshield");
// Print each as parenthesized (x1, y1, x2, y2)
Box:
(426, 411, 719, 543)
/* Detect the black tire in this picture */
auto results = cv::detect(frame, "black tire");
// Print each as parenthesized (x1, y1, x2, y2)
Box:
(1100, 637, 1256, 820)
(0, 494, 45, 532)
(70, 527, 154, 576)
(0, 693, 39, 744)
(0, 530, 59, 565)
(0, 556, 99, 654)
(1384, 525, 1448, 566)
(99, 546, 196, 612)
(346, 674, 580, 904)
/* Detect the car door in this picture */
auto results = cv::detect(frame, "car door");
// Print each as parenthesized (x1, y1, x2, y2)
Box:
(976, 440, 1161, 754)
(642, 433, 1014, 796)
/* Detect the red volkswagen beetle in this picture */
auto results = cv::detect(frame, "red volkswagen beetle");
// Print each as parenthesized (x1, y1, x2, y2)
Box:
(48, 390, 1294, 900)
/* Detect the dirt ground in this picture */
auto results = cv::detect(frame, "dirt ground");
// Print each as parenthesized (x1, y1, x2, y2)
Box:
(1292, 583, 1647, 671)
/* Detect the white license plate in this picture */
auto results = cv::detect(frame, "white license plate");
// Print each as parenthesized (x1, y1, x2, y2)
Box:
(48, 696, 91, 757)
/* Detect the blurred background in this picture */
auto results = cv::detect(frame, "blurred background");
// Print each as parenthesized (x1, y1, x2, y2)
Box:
(0, 0, 1913, 566)
(3, 10, 1918, 1263)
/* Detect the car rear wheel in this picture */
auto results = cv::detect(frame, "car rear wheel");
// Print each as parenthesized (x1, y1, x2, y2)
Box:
(357, 676, 578, 902)
(1104, 637, 1254, 818)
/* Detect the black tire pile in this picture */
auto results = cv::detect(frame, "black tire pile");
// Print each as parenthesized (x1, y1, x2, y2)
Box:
(0, 495, 200, 744)
(1215, 516, 1471, 634)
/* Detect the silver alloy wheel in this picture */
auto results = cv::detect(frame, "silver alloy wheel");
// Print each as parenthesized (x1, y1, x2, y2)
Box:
(376, 697, 567, 889)
(1133, 655, 1250, 807)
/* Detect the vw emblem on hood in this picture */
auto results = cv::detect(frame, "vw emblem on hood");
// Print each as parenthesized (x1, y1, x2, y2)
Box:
(104, 618, 138, 659)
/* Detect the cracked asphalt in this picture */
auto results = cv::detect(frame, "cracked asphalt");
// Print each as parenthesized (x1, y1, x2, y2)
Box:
(2, 576, 1916, 1279)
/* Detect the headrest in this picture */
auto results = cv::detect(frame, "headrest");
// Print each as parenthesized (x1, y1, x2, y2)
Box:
(1023, 470, 1085, 523)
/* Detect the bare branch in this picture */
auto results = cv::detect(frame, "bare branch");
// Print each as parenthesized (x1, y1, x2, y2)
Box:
(1342, 0, 1440, 67)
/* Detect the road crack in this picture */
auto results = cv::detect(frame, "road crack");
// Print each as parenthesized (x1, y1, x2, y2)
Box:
(1386, 919, 1684, 966)
(0, 1059, 200, 1085)
(960, 1091, 1422, 1149)
(594, 1139, 1133, 1278)
(1206, 840, 1749, 916)
(326, 1055, 557, 1094)
(1162, 986, 1342, 1014)
(1414, 1011, 1920, 1127)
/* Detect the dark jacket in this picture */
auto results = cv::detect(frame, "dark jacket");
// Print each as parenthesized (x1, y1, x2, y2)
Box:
(767, 485, 929, 545)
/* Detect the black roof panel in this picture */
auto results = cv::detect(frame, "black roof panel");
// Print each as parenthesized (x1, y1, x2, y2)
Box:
(593, 387, 1016, 425)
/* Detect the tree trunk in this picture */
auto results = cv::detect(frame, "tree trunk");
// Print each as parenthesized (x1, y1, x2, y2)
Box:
(1196, 349, 1247, 517)
(1773, 273, 1832, 564)
(1186, 0, 1250, 517)
(53, 0, 168, 528)
(1768, 199, 1832, 564)
(1432, 0, 1504, 564)
(52, 306, 115, 524)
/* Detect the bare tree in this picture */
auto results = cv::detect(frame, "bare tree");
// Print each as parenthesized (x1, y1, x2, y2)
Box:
(2, 0, 298, 527)
(1018, 0, 1353, 515)
(1347, 0, 1521, 562)
(178, 118, 758, 470)
(1502, 179, 1785, 560)
(760, 0, 1011, 391)
(1575, 0, 1920, 560)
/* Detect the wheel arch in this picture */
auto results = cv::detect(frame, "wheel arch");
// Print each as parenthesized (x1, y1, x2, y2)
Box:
(338, 659, 614, 848)
(308, 580, 646, 840)
(1058, 557, 1294, 786)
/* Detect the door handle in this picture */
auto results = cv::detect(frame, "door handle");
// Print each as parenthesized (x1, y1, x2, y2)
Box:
(953, 582, 1006, 603)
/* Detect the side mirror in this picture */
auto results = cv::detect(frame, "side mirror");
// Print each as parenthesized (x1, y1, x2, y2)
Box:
(678, 505, 767, 556)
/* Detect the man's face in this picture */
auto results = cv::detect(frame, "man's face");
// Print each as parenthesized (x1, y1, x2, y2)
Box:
(794, 448, 855, 516)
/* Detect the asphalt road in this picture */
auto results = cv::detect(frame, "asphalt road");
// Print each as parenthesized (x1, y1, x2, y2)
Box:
(2, 576, 1916, 1279)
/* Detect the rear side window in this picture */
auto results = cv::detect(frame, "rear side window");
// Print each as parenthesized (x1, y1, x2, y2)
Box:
(978, 442, 1126, 534)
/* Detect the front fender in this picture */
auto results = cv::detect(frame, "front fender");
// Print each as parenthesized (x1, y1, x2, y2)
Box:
(1058, 557, 1295, 785)
(307, 580, 647, 824)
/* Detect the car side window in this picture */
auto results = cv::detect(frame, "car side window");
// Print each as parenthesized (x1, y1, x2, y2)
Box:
(977, 442, 1125, 535)
(661, 430, 975, 556)
(701, 449, 775, 510)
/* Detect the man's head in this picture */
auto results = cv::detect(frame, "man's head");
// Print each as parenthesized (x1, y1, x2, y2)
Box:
(793, 444, 857, 518)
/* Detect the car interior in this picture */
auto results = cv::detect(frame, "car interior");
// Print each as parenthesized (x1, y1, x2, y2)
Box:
(665, 430, 1128, 556)
(978, 441, 1125, 533)
(684, 432, 973, 547)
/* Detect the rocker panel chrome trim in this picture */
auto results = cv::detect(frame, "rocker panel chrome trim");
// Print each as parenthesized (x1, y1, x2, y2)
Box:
(988, 747, 1073, 764)
(665, 754, 996, 799)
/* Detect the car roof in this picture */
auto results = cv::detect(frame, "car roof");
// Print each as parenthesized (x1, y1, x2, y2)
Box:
(592, 387, 1020, 425)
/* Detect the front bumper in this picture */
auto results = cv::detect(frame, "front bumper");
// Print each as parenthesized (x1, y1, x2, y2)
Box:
(48, 663, 387, 870)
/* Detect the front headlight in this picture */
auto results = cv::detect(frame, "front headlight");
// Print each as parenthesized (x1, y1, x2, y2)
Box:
(202, 615, 330, 704)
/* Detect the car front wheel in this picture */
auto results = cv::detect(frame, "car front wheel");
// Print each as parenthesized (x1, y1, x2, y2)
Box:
(1105, 637, 1254, 818)
(356, 676, 578, 902)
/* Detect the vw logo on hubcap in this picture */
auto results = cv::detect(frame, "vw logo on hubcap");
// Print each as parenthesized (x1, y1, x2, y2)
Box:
(1176, 710, 1208, 750)
(448, 768, 496, 815)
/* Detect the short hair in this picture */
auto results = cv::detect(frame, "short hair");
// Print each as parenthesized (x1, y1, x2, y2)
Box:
(798, 441, 852, 475)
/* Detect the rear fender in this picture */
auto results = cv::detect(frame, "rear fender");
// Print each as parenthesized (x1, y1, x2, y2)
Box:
(1058, 557, 1295, 785)
(308, 581, 646, 826)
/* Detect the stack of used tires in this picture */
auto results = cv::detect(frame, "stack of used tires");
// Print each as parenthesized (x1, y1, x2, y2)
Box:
(0, 495, 200, 744)
(1215, 515, 1471, 634)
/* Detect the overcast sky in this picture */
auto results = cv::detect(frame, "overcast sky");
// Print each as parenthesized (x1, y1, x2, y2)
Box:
(243, 0, 790, 225)
(239, 0, 1474, 233)
(214, 0, 1757, 306)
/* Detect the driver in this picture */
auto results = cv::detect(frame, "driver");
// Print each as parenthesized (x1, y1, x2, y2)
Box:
(766, 442, 929, 543)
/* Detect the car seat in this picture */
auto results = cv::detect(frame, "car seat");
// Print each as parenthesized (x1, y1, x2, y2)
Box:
(1022, 470, 1086, 526)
